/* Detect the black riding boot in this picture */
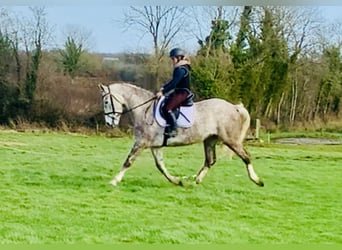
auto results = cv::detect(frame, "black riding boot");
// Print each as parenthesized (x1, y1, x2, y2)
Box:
(164, 110, 178, 137)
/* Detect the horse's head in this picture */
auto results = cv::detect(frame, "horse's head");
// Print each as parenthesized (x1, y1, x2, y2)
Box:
(98, 84, 124, 127)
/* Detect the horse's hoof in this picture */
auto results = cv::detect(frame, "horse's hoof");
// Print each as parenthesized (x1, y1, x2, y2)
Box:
(109, 180, 118, 186)
(195, 177, 202, 184)
(257, 179, 264, 187)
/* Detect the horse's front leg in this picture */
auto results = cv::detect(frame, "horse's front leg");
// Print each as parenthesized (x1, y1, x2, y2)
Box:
(110, 141, 144, 186)
(151, 148, 182, 186)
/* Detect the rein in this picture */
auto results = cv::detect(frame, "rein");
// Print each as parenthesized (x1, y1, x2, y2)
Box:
(103, 85, 157, 115)
(123, 96, 157, 114)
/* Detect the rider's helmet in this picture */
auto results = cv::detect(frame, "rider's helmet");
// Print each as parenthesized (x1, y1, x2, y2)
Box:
(169, 48, 186, 58)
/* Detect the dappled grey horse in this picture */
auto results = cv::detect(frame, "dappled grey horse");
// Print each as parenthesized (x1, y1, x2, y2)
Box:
(99, 82, 264, 187)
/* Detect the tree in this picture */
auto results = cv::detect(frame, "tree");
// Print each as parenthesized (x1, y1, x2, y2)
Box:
(0, 31, 16, 123)
(0, 10, 26, 124)
(22, 7, 52, 103)
(230, 6, 253, 66)
(315, 46, 342, 119)
(191, 55, 234, 101)
(59, 36, 84, 80)
(0, 8, 22, 87)
(229, 6, 256, 108)
(258, 7, 289, 121)
(192, 6, 236, 101)
(197, 6, 232, 57)
(123, 6, 186, 90)
(0, 31, 12, 80)
(61, 24, 93, 51)
(274, 7, 322, 125)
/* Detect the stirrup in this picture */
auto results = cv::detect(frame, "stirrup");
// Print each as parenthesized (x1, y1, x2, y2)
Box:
(164, 127, 177, 137)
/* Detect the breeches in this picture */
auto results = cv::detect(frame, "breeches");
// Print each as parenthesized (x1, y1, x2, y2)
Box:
(162, 91, 188, 112)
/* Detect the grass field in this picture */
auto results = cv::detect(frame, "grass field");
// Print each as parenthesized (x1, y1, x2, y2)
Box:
(0, 130, 341, 244)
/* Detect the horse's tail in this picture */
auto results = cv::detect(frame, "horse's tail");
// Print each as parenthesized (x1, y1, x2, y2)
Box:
(235, 103, 251, 143)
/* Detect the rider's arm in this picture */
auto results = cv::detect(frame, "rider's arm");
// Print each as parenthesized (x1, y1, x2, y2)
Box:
(162, 67, 187, 95)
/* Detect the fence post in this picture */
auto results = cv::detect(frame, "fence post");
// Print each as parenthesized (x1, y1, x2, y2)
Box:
(255, 119, 260, 139)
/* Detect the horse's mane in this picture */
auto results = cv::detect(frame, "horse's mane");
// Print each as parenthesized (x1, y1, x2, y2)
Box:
(109, 82, 154, 98)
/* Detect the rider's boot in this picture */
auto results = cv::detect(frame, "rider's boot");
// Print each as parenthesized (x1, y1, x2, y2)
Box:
(164, 110, 178, 137)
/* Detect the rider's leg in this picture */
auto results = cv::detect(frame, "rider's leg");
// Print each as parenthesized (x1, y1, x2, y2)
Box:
(162, 91, 188, 137)
(164, 110, 177, 137)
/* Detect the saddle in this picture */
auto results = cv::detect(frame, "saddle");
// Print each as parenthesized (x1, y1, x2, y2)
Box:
(154, 92, 195, 128)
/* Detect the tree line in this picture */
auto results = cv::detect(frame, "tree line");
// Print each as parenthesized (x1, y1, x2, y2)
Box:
(191, 6, 342, 129)
(0, 6, 341, 131)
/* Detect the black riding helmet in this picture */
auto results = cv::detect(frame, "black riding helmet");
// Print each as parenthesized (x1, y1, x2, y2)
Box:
(169, 48, 185, 58)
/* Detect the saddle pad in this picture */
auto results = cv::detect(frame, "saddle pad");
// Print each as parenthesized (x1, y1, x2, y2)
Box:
(154, 96, 195, 128)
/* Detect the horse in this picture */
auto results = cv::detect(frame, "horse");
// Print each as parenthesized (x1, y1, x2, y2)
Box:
(98, 82, 264, 187)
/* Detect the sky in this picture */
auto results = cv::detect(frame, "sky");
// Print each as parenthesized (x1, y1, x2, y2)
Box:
(4, 5, 342, 54)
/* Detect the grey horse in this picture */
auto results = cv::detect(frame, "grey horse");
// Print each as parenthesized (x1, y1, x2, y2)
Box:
(99, 82, 264, 187)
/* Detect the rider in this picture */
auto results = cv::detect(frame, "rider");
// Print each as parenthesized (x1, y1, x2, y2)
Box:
(156, 48, 191, 137)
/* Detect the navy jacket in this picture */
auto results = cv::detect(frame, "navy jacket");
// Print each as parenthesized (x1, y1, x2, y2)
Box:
(162, 64, 191, 95)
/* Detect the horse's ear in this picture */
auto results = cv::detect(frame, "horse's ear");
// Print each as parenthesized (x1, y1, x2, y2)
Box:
(98, 84, 105, 91)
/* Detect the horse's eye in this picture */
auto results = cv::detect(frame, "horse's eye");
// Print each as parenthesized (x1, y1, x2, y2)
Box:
(105, 101, 109, 105)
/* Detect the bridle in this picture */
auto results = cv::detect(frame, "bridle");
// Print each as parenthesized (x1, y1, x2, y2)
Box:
(102, 85, 157, 117)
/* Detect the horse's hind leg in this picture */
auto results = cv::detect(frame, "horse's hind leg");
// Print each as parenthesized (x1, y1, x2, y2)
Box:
(195, 136, 218, 184)
(151, 148, 182, 185)
(110, 141, 143, 186)
(225, 142, 264, 186)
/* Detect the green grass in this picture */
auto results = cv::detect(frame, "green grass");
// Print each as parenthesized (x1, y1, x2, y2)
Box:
(0, 130, 341, 244)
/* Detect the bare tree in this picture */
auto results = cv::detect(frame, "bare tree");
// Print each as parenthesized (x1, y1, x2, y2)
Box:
(123, 6, 186, 89)
(21, 7, 53, 102)
(61, 24, 94, 51)
(124, 6, 186, 57)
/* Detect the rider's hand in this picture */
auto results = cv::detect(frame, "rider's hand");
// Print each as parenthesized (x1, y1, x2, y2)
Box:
(156, 89, 163, 98)
(156, 91, 163, 98)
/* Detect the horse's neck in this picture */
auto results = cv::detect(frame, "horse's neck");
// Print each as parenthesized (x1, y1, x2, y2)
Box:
(119, 85, 154, 122)
(121, 87, 153, 108)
